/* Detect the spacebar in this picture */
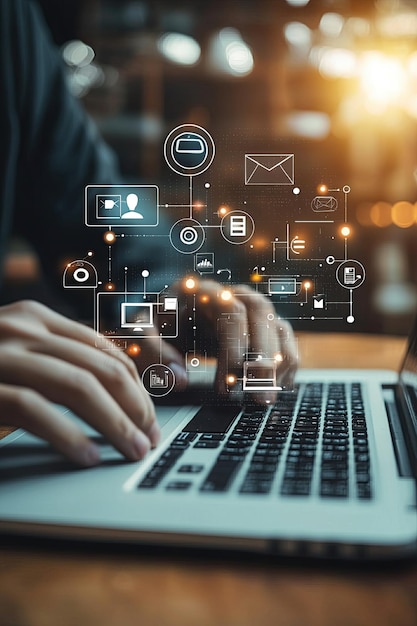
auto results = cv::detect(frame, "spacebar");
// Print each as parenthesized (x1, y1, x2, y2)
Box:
(183, 406, 240, 434)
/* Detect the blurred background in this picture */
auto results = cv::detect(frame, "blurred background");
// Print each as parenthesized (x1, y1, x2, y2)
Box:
(10, 0, 417, 335)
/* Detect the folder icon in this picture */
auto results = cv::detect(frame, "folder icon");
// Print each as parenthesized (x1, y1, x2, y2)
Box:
(245, 154, 295, 185)
(311, 196, 338, 212)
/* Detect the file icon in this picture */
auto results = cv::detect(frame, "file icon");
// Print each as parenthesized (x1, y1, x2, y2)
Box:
(245, 154, 295, 185)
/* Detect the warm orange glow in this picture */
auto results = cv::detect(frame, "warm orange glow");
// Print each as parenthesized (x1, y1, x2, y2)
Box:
(227, 374, 237, 385)
(370, 201, 392, 228)
(392, 201, 414, 228)
(250, 273, 262, 283)
(185, 277, 197, 290)
(220, 289, 233, 302)
(104, 230, 116, 244)
(105, 282, 115, 291)
(200, 294, 210, 303)
(318, 184, 328, 194)
(355, 202, 373, 227)
(218, 205, 228, 216)
(303, 280, 312, 290)
(340, 225, 351, 237)
(127, 344, 141, 357)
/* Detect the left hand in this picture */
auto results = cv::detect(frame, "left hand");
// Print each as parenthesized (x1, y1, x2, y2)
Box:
(132, 278, 298, 404)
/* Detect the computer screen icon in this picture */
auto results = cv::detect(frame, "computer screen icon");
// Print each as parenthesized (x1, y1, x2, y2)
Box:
(120, 303, 154, 329)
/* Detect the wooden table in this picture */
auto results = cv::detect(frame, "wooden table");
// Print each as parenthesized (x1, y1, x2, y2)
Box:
(1, 333, 416, 626)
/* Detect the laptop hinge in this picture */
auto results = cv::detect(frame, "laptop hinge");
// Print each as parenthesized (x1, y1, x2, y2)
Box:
(383, 384, 417, 480)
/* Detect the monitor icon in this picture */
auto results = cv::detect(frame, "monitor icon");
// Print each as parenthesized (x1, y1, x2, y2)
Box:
(120, 303, 153, 329)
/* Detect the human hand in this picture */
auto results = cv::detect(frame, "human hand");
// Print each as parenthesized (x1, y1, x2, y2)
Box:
(133, 278, 298, 404)
(0, 300, 160, 466)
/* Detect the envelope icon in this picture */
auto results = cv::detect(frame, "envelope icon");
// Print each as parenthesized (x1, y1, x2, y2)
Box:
(313, 295, 324, 309)
(311, 195, 338, 212)
(245, 154, 294, 185)
(96, 194, 122, 219)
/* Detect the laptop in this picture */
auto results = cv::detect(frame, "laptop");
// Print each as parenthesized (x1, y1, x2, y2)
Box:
(0, 325, 416, 561)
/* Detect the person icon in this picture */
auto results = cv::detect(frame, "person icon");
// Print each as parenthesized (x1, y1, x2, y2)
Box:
(121, 193, 144, 219)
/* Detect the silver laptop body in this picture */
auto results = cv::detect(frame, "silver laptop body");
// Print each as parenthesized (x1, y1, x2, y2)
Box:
(0, 330, 416, 560)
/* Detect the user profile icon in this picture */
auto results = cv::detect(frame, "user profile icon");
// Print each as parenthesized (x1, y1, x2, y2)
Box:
(63, 260, 98, 289)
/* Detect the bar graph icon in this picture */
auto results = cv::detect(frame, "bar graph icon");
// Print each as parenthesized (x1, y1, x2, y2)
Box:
(150, 369, 169, 388)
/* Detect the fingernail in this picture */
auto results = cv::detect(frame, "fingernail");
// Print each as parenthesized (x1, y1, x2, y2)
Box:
(131, 430, 151, 460)
(168, 362, 188, 388)
(148, 421, 161, 447)
(80, 442, 101, 467)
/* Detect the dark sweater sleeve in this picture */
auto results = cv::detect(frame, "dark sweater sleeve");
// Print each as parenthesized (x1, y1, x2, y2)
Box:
(5, 0, 120, 279)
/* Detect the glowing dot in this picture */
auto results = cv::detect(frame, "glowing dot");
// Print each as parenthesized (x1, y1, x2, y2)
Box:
(205, 182, 210, 189)
(311, 316, 315, 320)
(124, 266, 128, 271)
(87, 251, 93, 257)
(127, 344, 141, 356)
(227, 374, 237, 385)
(347, 315, 355, 324)
(318, 184, 328, 194)
(105, 282, 115, 291)
(200, 294, 209, 303)
(293, 187, 301, 195)
(218, 206, 228, 216)
(185, 277, 196, 290)
(221, 289, 233, 302)
(250, 273, 262, 283)
(274, 353, 283, 362)
(304, 281, 312, 290)
(341, 225, 351, 237)
(142, 269, 150, 278)
(103, 231, 116, 244)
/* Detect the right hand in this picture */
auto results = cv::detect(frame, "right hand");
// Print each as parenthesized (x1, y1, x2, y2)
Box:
(0, 300, 160, 466)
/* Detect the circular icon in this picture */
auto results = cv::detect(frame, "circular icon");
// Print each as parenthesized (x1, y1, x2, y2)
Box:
(141, 364, 175, 398)
(336, 260, 365, 290)
(190, 357, 200, 368)
(179, 226, 198, 246)
(170, 218, 205, 254)
(73, 267, 90, 283)
(220, 210, 255, 245)
(63, 260, 98, 289)
(164, 124, 215, 177)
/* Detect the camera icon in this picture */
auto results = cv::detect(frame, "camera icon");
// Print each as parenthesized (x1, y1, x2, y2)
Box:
(63, 260, 98, 289)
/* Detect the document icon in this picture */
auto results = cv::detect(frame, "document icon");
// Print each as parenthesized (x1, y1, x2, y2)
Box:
(311, 196, 338, 212)
(245, 154, 295, 185)
(230, 215, 246, 236)
(96, 195, 121, 219)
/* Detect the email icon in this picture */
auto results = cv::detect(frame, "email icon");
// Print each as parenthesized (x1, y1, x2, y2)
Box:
(313, 295, 325, 309)
(96, 194, 121, 219)
(245, 154, 294, 185)
(311, 196, 338, 212)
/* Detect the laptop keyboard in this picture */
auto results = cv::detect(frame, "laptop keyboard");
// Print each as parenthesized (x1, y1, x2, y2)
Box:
(138, 382, 372, 500)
